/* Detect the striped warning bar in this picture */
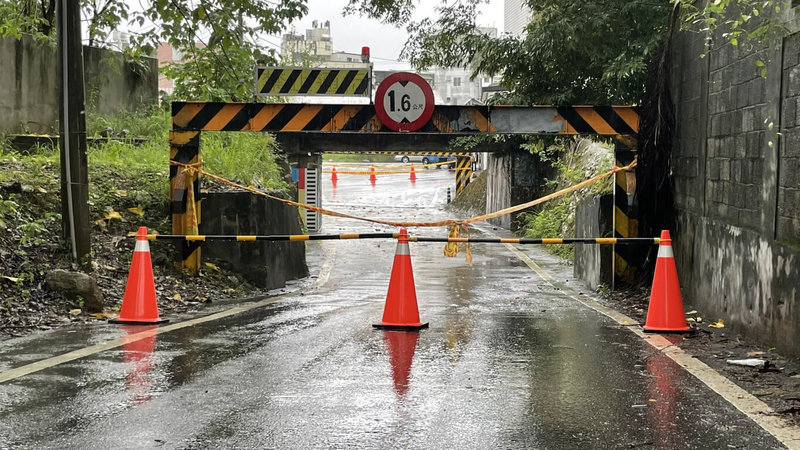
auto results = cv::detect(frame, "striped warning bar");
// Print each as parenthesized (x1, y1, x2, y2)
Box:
(557, 106, 639, 135)
(138, 233, 659, 244)
(171, 102, 638, 135)
(255, 67, 370, 97)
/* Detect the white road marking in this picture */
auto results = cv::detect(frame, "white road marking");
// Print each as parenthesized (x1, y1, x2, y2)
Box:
(0, 294, 295, 384)
(503, 243, 800, 449)
(0, 236, 347, 385)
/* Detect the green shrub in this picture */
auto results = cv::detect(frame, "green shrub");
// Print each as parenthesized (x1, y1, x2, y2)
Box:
(519, 201, 574, 259)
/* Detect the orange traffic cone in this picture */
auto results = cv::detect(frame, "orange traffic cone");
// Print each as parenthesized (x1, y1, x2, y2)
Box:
(369, 165, 377, 183)
(373, 229, 428, 330)
(331, 166, 338, 182)
(409, 164, 416, 181)
(110, 227, 168, 325)
(643, 230, 689, 332)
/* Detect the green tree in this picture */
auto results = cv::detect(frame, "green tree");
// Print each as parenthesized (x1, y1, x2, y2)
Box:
(0, 0, 308, 100)
(400, 0, 674, 105)
(356, 0, 785, 105)
(0, 0, 784, 103)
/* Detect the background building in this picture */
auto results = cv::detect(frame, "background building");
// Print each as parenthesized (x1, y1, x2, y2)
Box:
(156, 42, 205, 95)
(504, 0, 531, 37)
(281, 20, 333, 64)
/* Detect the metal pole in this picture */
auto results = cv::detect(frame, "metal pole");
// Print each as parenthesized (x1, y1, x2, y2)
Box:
(58, 0, 91, 268)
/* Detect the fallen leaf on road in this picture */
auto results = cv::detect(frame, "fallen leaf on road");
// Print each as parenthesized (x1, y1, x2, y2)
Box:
(686, 310, 697, 315)
(709, 319, 725, 328)
(104, 210, 122, 220)
(204, 262, 220, 271)
(91, 312, 116, 319)
(172, 293, 182, 301)
(69, 309, 82, 316)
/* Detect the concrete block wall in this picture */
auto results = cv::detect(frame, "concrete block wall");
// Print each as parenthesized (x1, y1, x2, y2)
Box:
(200, 192, 309, 289)
(777, 33, 800, 241)
(0, 34, 157, 134)
(670, 8, 800, 356)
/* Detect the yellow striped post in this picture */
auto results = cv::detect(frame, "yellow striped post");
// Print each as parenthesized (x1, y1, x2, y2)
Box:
(169, 130, 202, 274)
(455, 156, 473, 196)
(613, 135, 638, 283)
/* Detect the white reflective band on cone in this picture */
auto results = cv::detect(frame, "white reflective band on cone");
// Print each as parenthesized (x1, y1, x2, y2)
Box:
(657, 243, 673, 258)
(134, 240, 150, 252)
(395, 242, 410, 256)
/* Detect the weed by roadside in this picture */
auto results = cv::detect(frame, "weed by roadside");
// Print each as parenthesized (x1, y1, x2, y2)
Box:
(517, 137, 615, 261)
(0, 109, 289, 338)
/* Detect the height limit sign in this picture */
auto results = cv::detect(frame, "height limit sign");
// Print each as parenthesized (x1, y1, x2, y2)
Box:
(374, 72, 435, 132)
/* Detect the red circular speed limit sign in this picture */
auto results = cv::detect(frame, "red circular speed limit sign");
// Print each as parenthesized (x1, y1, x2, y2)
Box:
(374, 72, 435, 132)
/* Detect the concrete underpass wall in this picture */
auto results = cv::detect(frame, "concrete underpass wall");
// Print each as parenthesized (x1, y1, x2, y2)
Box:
(0, 34, 157, 134)
(670, 14, 800, 355)
(574, 195, 613, 290)
(485, 149, 551, 231)
(486, 153, 512, 229)
(200, 192, 309, 289)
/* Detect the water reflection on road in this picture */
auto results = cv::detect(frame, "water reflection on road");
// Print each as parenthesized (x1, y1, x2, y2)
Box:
(0, 163, 785, 449)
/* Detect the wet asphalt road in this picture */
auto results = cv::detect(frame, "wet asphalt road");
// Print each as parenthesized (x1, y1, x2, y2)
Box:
(0, 164, 788, 449)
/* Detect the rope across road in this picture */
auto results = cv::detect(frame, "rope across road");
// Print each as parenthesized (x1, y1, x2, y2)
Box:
(136, 233, 661, 245)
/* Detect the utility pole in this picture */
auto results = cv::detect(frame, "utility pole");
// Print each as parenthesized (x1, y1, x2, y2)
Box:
(57, 0, 91, 268)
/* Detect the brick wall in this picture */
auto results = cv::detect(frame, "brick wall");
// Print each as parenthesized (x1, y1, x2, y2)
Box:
(670, 7, 800, 355)
(778, 33, 800, 241)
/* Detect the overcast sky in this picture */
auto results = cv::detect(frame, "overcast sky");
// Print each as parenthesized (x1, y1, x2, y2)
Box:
(271, 0, 505, 69)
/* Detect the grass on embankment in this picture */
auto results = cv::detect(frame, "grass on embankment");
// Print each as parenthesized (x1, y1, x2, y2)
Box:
(0, 107, 289, 336)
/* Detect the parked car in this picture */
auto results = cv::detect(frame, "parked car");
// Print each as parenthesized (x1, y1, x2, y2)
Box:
(394, 154, 456, 168)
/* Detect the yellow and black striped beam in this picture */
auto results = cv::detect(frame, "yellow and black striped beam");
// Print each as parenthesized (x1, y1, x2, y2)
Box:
(255, 67, 370, 97)
(455, 156, 473, 196)
(139, 233, 660, 245)
(613, 135, 638, 283)
(171, 102, 638, 135)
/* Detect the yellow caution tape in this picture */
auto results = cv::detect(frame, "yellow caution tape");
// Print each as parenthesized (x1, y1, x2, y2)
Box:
(170, 158, 637, 261)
